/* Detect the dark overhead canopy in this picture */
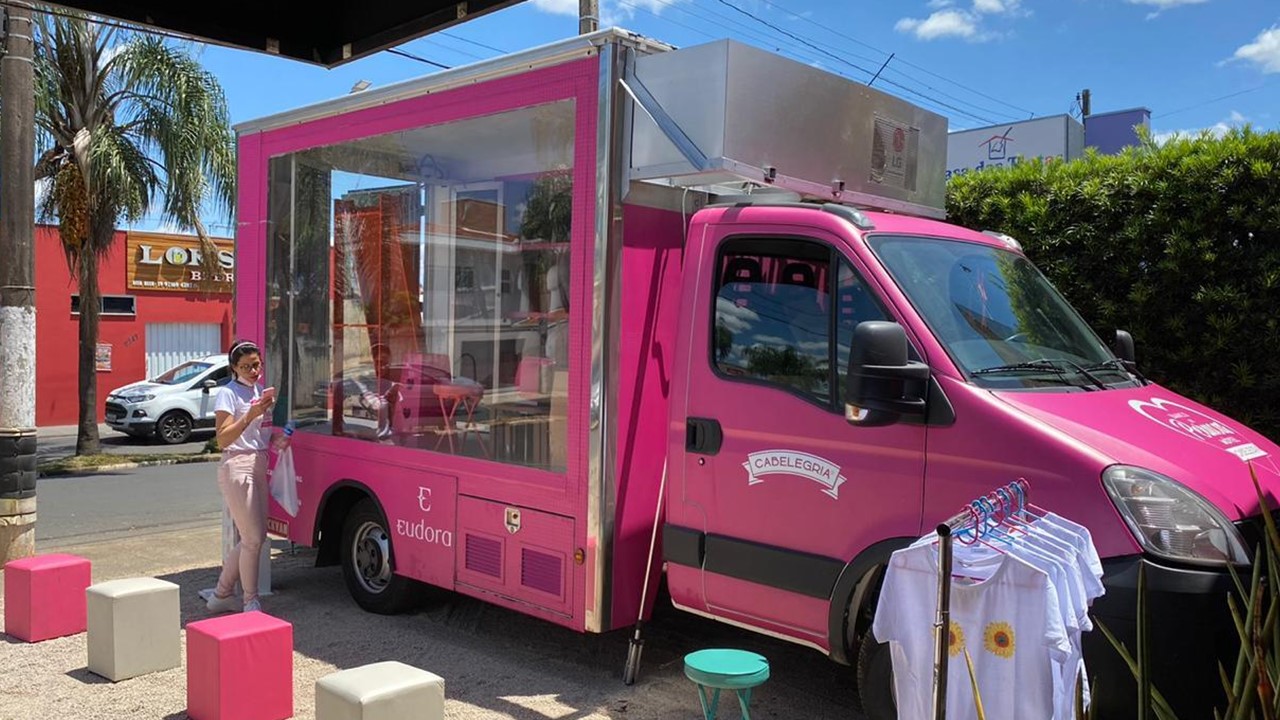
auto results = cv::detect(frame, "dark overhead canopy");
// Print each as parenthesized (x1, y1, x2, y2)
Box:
(47, 0, 529, 67)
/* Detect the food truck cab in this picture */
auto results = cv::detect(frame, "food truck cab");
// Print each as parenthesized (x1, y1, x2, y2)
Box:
(236, 30, 1279, 718)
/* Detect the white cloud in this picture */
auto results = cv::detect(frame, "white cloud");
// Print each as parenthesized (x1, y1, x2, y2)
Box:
(1126, 0, 1209, 20)
(1232, 26, 1280, 74)
(896, 10, 980, 41)
(973, 0, 1020, 14)
(529, 0, 578, 16)
(896, 0, 1024, 42)
(1153, 111, 1247, 144)
(1126, 0, 1207, 7)
(531, 0, 685, 21)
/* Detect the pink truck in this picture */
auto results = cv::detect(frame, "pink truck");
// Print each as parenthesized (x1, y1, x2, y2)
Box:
(235, 30, 1278, 718)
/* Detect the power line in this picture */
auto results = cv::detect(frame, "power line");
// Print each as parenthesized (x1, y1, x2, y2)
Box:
(619, 1, 966, 121)
(616, 1, 721, 42)
(689, 0, 1021, 122)
(438, 30, 507, 54)
(709, 0, 1000, 125)
(386, 47, 451, 70)
(418, 37, 488, 62)
(752, 0, 1037, 118)
(1157, 80, 1279, 119)
(688, 0, 885, 69)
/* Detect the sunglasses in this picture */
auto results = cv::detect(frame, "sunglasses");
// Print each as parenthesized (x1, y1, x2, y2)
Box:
(237, 362, 262, 372)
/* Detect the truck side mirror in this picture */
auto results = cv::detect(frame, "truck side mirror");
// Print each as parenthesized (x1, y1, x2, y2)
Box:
(202, 379, 217, 394)
(1113, 329, 1136, 365)
(845, 321, 929, 426)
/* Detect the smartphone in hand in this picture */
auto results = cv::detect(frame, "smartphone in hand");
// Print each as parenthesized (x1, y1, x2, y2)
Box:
(261, 386, 278, 403)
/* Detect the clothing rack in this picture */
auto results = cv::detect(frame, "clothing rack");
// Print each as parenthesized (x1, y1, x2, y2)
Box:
(930, 479, 1031, 720)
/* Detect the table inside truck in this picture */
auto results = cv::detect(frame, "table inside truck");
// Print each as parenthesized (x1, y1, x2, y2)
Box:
(432, 382, 488, 457)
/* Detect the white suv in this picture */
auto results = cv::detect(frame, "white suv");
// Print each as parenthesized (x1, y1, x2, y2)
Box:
(104, 354, 232, 444)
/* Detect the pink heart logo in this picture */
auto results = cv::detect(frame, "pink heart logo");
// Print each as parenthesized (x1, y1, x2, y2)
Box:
(1129, 397, 1266, 461)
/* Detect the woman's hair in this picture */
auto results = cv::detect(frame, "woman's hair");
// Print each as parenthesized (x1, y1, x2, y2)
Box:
(227, 339, 260, 379)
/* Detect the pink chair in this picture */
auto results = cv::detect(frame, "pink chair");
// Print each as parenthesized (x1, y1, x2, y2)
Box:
(393, 352, 453, 436)
(3, 553, 91, 642)
(187, 611, 293, 720)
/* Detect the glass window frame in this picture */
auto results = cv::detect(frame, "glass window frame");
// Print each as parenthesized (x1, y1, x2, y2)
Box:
(865, 232, 1127, 392)
(708, 234, 891, 414)
(261, 99, 580, 472)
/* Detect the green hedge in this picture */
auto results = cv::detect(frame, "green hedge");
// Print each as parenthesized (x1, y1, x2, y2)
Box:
(946, 128, 1280, 440)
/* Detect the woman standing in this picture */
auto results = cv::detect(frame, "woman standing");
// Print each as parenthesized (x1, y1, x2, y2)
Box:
(207, 340, 276, 613)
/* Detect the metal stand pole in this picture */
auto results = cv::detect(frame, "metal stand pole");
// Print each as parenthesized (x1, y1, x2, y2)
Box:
(933, 523, 954, 720)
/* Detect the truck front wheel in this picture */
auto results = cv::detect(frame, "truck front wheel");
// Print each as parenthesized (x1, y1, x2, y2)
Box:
(340, 498, 423, 614)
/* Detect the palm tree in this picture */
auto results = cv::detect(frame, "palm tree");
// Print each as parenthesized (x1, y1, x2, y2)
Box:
(33, 14, 235, 454)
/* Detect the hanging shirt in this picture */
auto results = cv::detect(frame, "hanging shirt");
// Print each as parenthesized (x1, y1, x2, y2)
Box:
(949, 536, 1087, 720)
(1042, 513, 1106, 601)
(873, 543, 1073, 720)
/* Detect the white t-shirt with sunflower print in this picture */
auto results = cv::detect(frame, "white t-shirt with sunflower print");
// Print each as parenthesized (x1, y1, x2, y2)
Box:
(872, 544, 1073, 720)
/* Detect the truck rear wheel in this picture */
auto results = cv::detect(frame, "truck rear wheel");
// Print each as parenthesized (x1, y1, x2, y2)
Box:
(340, 498, 423, 614)
(856, 633, 896, 720)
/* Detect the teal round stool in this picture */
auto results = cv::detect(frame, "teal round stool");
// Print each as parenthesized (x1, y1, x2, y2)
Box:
(683, 648, 770, 719)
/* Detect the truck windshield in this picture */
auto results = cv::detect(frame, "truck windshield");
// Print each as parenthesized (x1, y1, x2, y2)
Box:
(868, 235, 1134, 390)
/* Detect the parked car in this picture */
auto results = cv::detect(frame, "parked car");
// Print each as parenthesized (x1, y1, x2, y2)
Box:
(104, 354, 232, 444)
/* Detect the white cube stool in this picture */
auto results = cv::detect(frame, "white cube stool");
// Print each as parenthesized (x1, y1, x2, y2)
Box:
(316, 661, 446, 720)
(86, 577, 181, 681)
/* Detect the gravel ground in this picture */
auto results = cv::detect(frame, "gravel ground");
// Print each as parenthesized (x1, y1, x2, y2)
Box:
(0, 527, 865, 719)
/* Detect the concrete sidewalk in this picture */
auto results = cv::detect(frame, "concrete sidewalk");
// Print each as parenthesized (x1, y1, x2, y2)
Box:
(0, 526, 862, 719)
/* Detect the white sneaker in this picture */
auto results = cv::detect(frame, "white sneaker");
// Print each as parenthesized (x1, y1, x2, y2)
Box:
(243, 598, 262, 613)
(206, 593, 241, 613)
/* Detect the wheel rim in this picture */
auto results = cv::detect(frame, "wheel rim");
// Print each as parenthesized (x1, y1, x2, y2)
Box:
(161, 414, 189, 442)
(351, 520, 392, 594)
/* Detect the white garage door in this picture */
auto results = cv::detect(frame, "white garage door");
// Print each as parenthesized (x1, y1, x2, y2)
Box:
(145, 323, 222, 379)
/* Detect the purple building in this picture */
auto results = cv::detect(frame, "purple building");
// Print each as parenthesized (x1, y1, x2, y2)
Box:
(1085, 107, 1151, 154)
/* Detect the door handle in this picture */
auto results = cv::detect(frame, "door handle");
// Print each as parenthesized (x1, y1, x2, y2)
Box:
(686, 417, 723, 455)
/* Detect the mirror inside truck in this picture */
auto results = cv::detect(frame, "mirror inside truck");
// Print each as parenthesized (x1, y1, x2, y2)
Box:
(844, 320, 929, 425)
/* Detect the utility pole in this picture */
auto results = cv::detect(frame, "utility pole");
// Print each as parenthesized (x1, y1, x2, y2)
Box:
(0, 0, 38, 563)
(1081, 88, 1092, 117)
(579, 0, 598, 34)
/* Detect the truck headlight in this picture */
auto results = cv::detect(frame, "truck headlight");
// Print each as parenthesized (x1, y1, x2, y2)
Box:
(1103, 465, 1250, 565)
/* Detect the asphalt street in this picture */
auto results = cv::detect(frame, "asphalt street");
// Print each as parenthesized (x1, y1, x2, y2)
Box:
(35, 462, 223, 546)
(37, 424, 214, 461)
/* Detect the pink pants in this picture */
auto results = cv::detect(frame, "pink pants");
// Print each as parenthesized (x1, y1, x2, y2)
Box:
(215, 450, 268, 603)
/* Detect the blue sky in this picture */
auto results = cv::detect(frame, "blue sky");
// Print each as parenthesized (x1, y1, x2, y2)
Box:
(166, 0, 1279, 233)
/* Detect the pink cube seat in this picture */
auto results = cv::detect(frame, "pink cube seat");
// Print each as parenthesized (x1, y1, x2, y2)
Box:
(186, 611, 293, 720)
(3, 553, 92, 642)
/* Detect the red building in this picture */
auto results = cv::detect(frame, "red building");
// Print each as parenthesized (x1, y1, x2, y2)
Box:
(36, 225, 234, 426)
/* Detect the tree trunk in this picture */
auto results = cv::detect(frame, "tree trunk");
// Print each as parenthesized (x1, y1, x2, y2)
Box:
(75, 249, 100, 455)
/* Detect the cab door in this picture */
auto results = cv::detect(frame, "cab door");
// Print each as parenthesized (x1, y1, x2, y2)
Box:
(667, 226, 927, 647)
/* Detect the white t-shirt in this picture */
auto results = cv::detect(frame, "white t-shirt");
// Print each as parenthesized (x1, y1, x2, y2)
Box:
(950, 539, 1086, 720)
(873, 544, 1072, 720)
(213, 379, 269, 452)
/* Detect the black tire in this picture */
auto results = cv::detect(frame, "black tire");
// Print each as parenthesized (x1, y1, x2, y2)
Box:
(856, 633, 896, 720)
(340, 498, 423, 614)
(156, 411, 193, 444)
